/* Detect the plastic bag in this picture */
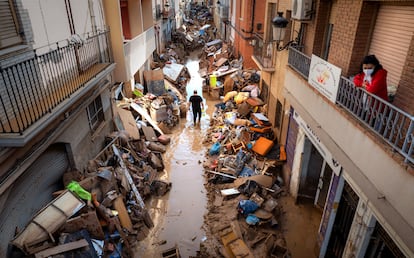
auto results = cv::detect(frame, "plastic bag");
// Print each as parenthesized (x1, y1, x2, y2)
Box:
(237, 199, 259, 215)
(209, 142, 221, 156)
(66, 181, 91, 201)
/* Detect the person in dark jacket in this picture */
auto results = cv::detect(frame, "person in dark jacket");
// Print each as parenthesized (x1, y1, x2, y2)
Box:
(188, 90, 204, 125)
(353, 55, 389, 101)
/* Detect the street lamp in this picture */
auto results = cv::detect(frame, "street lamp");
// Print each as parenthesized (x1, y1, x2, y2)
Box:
(272, 12, 298, 51)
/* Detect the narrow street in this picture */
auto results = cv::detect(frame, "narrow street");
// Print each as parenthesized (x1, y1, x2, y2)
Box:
(134, 49, 321, 257)
(134, 52, 217, 257)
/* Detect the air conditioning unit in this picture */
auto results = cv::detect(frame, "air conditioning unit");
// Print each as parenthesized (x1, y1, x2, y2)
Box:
(292, 0, 312, 20)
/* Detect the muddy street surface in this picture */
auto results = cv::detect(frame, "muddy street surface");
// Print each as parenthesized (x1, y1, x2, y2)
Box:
(134, 50, 321, 257)
(134, 52, 217, 258)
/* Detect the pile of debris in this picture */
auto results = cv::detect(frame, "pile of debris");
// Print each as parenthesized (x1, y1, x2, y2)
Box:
(198, 88, 289, 257)
(10, 101, 173, 257)
(175, 3, 214, 53)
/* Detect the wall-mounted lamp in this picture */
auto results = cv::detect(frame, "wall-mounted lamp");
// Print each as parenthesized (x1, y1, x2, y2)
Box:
(217, 0, 221, 5)
(272, 12, 298, 51)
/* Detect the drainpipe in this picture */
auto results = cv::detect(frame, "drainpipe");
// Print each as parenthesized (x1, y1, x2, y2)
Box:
(64, 0, 75, 34)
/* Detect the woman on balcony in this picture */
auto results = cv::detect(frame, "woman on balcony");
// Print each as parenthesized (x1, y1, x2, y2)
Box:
(353, 54, 389, 101)
(353, 55, 389, 130)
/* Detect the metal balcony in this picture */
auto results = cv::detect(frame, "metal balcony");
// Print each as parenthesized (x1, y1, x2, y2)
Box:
(252, 35, 275, 72)
(287, 47, 414, 165)
(0, 31, 113, 144)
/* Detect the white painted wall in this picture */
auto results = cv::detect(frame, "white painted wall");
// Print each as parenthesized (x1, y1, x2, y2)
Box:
(284, 69, 414, 253)
(21, 0, 106, 53)
(123, 27, 156, 79)
(289, 127, 305, 198)
(230, 0, 235, 41)
(22, 0, 70, 50)
(70, 0, 106, 35)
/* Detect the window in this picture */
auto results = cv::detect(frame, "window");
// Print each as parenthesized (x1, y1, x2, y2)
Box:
(365, 222, 405, 258)
(275, 100, 283, 128)
(87, 96, 105, 133)
(0, 0, 22, 49)
(260, 80, 269, 103)
(322, 23, 333, 60)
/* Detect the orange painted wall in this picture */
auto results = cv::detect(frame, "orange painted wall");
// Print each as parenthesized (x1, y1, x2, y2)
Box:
(232, 0, 266, 69)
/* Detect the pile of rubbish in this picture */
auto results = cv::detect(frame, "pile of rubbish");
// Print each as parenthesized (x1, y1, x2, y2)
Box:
(198, 87, 289, 257)
(10, 98, 173, 257)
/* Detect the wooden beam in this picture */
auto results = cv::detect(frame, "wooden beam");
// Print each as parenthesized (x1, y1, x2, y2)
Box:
(34, 239, 89, 258)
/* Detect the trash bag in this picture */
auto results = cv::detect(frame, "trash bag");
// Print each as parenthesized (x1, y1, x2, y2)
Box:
(238, 166, 255, 177)
(209, 142, 221, 156)
(237, 199, 259, 215)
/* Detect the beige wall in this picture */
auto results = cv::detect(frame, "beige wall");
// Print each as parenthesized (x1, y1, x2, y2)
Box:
(284, 68, 414, 252)
(103, 0, 127, 82)
(129, 0, 143, 36)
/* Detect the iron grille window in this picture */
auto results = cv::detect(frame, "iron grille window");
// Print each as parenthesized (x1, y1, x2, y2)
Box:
(365, 222, 406, 258)
(87, 96, 104, 132)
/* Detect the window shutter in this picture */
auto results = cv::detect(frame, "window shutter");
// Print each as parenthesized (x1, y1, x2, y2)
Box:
(0, 0, 22, 48)
(369, 5, 414, 88)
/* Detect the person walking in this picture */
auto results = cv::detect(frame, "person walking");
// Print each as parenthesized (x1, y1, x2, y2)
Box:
(188, 90, 204, 125)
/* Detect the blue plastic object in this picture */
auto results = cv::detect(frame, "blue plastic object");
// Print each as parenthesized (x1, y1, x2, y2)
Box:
(246, 214, 260, 225)
(238, 199, 259, 215)
(209, 142, 221, 155)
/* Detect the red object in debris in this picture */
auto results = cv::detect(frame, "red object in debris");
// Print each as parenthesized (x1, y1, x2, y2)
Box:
(210, 159, 219, 169)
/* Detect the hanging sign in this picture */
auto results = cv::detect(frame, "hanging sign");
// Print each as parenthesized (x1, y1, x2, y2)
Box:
(308, 54, 342, 103)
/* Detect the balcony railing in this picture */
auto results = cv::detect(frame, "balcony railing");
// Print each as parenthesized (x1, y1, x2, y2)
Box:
(252, 35, 275, 70)
(0, 31, 112, 135)
(287, 47, 414, 164)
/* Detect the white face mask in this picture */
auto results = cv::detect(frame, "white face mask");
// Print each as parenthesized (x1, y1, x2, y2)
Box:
(363, 68, 374, 76)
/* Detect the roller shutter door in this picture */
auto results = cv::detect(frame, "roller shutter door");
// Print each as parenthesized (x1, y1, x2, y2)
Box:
(0, 0, 22, 48)
(368, 5, 414, 88)
(0, 144, 69, 256)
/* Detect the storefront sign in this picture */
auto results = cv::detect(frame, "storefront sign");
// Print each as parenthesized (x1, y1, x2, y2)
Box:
(308, 55, 342, 103)
(293, 110, 341, 175)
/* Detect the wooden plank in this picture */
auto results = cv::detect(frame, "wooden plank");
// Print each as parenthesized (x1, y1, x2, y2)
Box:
(141, 125, 158, 141)
(113, 196, 133, 232)
(34, 239, 88, 258)
(116, 107, 140, 140)
(112, 145, 145, 208)
(130, 103, 164, 135)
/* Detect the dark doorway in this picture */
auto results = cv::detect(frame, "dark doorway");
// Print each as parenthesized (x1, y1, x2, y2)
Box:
(326, 181, 359, 258)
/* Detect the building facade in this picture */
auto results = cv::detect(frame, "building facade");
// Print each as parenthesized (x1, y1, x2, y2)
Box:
(250, 0, 414, 257)
(102, 0, 156, 97)
(222, 0, 266, 69)
(0, 0, 115, 256)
